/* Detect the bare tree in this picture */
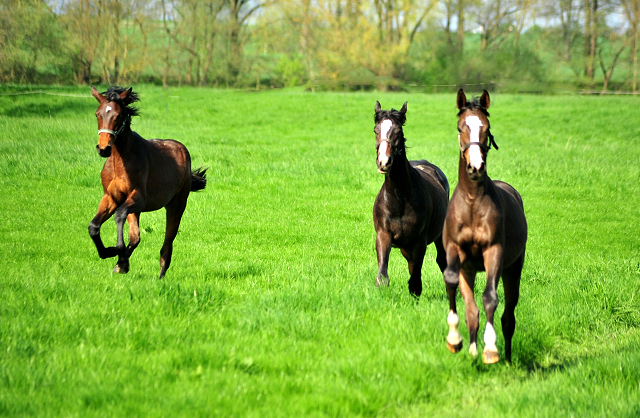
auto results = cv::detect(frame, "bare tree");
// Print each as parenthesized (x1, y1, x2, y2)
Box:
(227, 0, 267, 84)
(162, 0, 225, 86)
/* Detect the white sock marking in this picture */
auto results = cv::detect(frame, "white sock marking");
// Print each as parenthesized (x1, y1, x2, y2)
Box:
(469, 342, 478, 357)
(484, 322, 497, 350)
(447, 310, 462, 346)
(465, 115, 484, 170)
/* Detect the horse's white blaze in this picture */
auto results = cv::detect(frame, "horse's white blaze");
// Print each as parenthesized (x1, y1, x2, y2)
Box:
(484, 322, 497, 351)
(465, 115, 484, 170)
(378, 140, 390, 165)
(106, 106, 112, 113)
(447, 310, 462, 346)
(380, 119, 393, 140)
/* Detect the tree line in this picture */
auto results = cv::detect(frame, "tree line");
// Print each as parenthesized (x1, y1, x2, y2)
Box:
(2, 0, 640, 92)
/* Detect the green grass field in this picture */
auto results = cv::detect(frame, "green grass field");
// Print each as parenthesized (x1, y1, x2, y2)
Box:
(1, 86, 639, 417)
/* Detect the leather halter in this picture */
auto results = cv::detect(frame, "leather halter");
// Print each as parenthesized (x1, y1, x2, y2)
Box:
(459, 131, 498, 154)
(98, 112, 130, 139)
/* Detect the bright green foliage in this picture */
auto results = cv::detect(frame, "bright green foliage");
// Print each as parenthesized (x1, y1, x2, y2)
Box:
(0, 87, 639, 416)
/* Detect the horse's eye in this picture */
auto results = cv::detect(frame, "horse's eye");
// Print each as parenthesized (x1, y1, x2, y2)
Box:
(457, 127, 462, 133)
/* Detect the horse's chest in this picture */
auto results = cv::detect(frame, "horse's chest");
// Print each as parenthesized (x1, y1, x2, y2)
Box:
(456, 224, 492, 263)
(388, 214, 421, 243)
(105, 178, 131, 204)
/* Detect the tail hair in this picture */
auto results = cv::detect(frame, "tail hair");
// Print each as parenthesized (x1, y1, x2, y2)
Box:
(191, 166, 208, 192)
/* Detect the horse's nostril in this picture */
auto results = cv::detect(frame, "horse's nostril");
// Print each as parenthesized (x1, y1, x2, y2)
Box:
(97, 145, 112, 157)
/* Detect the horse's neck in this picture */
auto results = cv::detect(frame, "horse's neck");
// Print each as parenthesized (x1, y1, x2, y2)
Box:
(384, 155, 413, 197)
(457, 155, 489, 200)
(109, 130, 140, 174)
(113, 129, 138, 157)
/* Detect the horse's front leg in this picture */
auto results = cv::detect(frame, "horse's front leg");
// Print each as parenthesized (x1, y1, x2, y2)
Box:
(88, 195, 118, 259)
(113, 192, 145, 274)
(375, 231, 392, 287)
(481, 244, 503, 364)
(444, 246, 463, 353)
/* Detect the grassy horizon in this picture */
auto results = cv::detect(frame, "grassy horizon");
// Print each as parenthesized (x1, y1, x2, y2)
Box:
(1, 86, 639, 416)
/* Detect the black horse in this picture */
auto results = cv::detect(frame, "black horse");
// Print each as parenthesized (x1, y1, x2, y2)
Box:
(372, 101, 449, 297)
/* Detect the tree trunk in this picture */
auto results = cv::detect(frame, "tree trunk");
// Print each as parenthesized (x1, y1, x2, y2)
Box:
(584, 0, 597, 80)
(457, 0, 465, 54)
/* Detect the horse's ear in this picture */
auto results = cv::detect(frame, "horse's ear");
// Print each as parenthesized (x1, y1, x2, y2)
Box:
(456, 89, 466, 109)
(400, 101, 407, 114)
(91, 86, 105, 103)
(120, 87, 133, 101)
(375, 101, 381, 112)
(480, 90, 491, 109)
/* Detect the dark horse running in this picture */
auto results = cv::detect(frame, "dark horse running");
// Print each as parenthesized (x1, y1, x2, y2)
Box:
(88, 86, 207, 279)
(373, 101, 449, 297)
(443, 90, 527, 363)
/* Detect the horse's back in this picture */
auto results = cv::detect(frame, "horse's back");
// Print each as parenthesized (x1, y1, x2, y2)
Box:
(410, 159, 450, 242)
(494, 180, 527, 265)
(411, 160, 450, 197)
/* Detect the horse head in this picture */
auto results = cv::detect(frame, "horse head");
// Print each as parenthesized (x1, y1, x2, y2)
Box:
(374, 101, 407, 174)
(455, 89, 498, 181)
(91, 86, 138, 158)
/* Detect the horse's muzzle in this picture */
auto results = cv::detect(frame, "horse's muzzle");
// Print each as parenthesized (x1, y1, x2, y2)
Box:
(466, 162, 485, 180)
(97, 144, 112, 158)
(377, 162, 390, 174)
(377, 156, 393, 174)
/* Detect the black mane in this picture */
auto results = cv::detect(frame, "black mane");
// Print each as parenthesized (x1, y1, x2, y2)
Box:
(375, 108, 406, 127)
(102, 86, 140, 117)
(457, 96, 490, 117)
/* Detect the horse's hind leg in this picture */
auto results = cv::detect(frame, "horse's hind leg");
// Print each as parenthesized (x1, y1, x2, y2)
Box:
(112, 192, 145, 274)
(158, 197, 188, 279)
(403, 241, 426, 298)
(434, 235, 447, 273)
(481, 245, 504, 364)
(459, 270, 479, 357)
(114, 212, 141, 274)
(501, 254, 524, 362)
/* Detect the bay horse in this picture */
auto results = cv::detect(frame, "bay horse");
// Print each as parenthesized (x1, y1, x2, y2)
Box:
(443, 89, 527, 363)
(88, 86, 207, 279)
(373, 101, 449, 298)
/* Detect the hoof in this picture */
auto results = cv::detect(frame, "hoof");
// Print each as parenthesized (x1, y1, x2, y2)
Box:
(446, 340, 463, 353)
(375, 276, 389, 287)
(113, 261, 130, 274)
(482, 349, 500, 364)
(408, 282, 422, 298)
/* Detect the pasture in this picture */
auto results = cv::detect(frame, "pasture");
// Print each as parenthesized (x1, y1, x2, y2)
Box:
(0, 86, 639, 417)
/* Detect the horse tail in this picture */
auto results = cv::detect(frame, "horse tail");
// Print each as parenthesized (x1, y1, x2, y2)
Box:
(191, 166, 208, 192)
